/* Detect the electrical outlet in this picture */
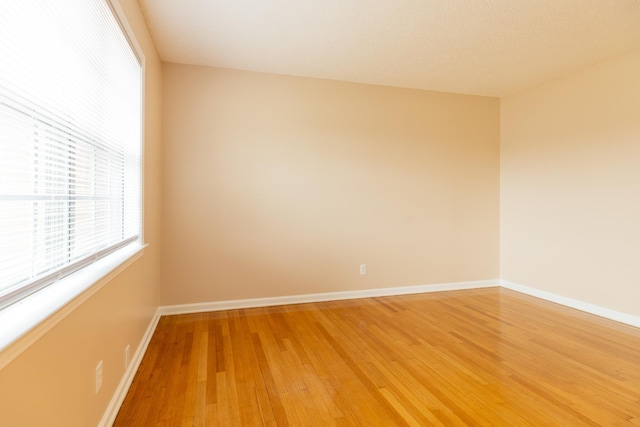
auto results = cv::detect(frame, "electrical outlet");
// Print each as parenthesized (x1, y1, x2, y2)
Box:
(125, 345, 130, 369)
(360, 264, 367, 275)
(95, 360, 103, 394)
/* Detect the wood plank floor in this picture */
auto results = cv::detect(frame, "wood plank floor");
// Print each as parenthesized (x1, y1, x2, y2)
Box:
(114, 288, 640, 426)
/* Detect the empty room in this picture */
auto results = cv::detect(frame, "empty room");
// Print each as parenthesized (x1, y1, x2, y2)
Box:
(1, 0, 640, 425)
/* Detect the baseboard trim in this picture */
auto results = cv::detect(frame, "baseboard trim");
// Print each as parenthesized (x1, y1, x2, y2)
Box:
(159, 279, 500, 315)
(99, 308, 161, 427)
(500, 280, 640, 329)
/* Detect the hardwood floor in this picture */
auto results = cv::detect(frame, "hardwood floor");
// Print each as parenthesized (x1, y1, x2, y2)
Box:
(114, 288, 640, 426)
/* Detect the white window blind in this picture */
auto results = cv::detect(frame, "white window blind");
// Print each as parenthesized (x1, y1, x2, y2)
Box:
(0, 0, 142, 309)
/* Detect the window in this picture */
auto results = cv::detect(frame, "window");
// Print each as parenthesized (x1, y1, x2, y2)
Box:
(0, 0, 142, 310)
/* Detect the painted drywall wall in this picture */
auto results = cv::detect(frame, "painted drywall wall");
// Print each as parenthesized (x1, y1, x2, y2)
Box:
(161, 64, 500, 305)
(0, 1, 162, 426)
(501, 49, 640, 317)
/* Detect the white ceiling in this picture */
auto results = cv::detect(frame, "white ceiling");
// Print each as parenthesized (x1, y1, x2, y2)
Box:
(138, 0, 640, 97)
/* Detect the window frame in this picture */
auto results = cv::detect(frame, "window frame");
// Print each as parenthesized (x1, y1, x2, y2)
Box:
(0, 0, 147, 368)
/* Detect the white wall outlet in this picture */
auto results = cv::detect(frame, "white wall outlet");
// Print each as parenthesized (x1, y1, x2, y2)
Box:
(359, 264, 367, 275)
(95, 360, 103, 394)
(125, 344, 131, 370)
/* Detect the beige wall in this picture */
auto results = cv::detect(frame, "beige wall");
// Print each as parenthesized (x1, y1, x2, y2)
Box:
(0, 1, 162, 426)
(161, 64, 500, 305)
(501, 50, 640, 316)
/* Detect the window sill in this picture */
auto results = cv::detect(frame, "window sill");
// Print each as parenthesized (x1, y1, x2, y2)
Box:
(0, 242, 146, 370)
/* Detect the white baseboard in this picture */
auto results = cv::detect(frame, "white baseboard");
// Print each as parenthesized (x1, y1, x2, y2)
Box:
(500, 280, 640, 329)
(159, 279, 500, 315)
(99, 308, 161, 427)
